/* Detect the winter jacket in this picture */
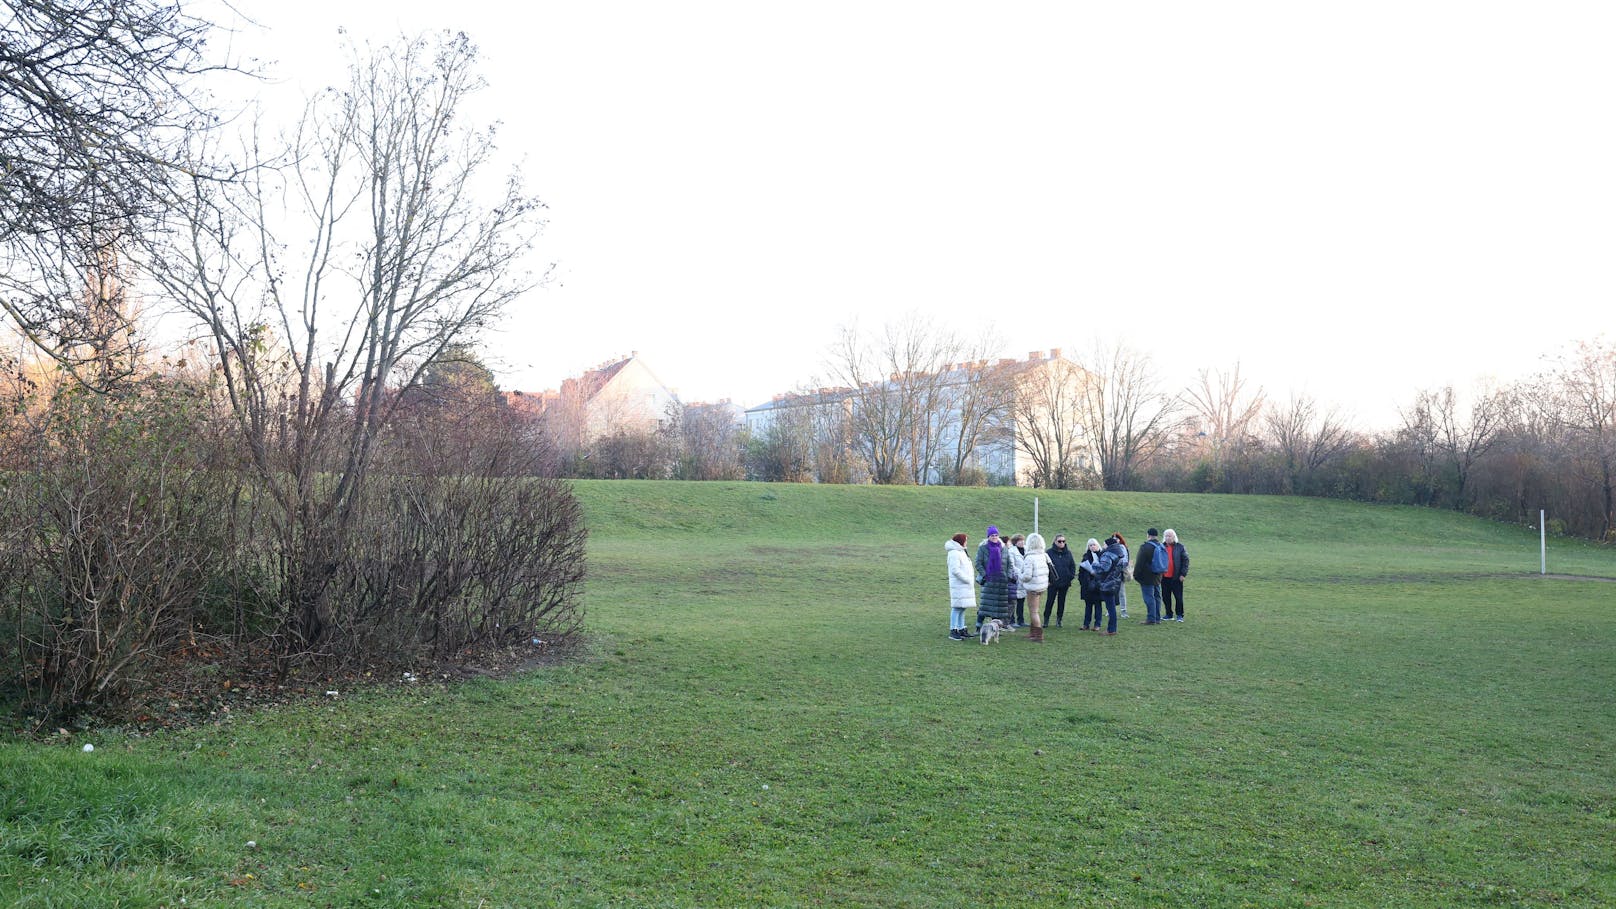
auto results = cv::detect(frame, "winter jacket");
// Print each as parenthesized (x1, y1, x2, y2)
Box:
(1006, 545, 1027, 599)
(1161, 541, 1190, 579)
(973, 540, 1013, 622)
(1134, 539, 1164, 584)
(946, 539, 975, 610)
(1078, 550, 1103, 602)
(1095, 542, 1130, 593)
(1048, 544, 1077, 589)
(1018, 534, 1051, 594)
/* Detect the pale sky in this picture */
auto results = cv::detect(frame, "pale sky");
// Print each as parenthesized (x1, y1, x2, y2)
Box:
(211, 1, 1616, 429)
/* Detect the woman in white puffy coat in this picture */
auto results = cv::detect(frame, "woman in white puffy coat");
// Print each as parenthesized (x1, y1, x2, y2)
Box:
(945, 534, 975, 641)
(1018, 532, 1052, 642)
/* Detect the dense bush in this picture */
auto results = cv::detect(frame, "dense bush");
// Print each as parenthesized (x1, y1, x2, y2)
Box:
(0, 365, 588, 721)
(0, 377, 237, 716)
(338, 475, 585, 661)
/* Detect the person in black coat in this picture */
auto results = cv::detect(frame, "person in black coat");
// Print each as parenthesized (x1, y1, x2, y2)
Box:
(1134, 528, 1166, 625)
(1044, 534, 1077, 628)
(1078, 538, 1105, 630)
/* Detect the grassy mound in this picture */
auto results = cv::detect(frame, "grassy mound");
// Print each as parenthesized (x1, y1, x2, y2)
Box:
(3, 481, 1613, 907)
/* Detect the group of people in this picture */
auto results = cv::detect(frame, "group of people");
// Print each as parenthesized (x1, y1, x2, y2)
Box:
(944, 525, 1190, 642)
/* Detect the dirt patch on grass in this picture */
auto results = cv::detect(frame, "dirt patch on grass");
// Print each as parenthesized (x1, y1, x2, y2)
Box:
(14, 634, 584, 739)
(1538, 573, 1616, 583)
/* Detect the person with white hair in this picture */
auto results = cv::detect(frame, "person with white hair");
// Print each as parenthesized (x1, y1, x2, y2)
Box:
(1159, 528, 1191, 622)
(1078, 538, 1105, 630)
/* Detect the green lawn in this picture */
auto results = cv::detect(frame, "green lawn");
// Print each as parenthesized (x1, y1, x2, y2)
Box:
(3, 481, 1614, 907)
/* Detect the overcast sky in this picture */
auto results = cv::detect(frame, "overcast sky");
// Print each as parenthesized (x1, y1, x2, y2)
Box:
(213, 1, 1616, 428)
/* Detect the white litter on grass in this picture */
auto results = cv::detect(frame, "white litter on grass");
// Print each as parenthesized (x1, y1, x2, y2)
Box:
(246, 840, 257, 849)
(81, 743, 94, 753)
(325, 690, 339, 697)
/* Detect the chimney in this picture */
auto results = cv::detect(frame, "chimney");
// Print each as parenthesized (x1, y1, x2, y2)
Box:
(1028, 351, 1041, 361)
(1050, 347, 1062, 359)
(630, 350, 639, 358)
(999, 358, 1015, 366)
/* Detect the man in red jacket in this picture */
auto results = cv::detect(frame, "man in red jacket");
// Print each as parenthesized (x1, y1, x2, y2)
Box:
(1159, 528, 1190, 622)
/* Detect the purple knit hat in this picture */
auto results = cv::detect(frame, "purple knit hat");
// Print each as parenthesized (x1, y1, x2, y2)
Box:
(986, 525, 999, 536)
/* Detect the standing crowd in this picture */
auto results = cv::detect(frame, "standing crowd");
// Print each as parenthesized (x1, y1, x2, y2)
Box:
(945, 525, 1189, 642)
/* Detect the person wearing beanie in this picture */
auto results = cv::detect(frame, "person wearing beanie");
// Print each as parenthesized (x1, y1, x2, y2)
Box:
(945, 533, 975, 640)
(1134, 528, 1165, 624)
(1092, 533, 1129, 634)
(973, 526, 1013, 632)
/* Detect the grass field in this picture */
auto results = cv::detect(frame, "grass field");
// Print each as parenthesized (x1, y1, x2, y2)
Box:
(3, 481, 1614, 907)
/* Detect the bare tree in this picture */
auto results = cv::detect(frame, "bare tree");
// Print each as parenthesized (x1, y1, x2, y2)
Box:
(1, 0, 233, 382)
(1184, 362, 1266, 468)
(1395, 391, 1444, 505)
(746, 396, 817, 482)
(825, 317, 959, 484)
(1012, 356, 1092, 488)
(1075, 342, 1180, 490)
(1431, 384, 1506, 507)
(669, 400, 745, 480)
(151, 33, 543, 655)
(1266, 393, 1355, 494)
(1546, 339, 1616, 539)
(936, 339, 1016, 484)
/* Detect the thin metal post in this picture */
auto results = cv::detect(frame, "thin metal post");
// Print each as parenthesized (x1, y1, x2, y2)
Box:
(1033, 497, 1039, 536)
(1541, 509, 1547, 575)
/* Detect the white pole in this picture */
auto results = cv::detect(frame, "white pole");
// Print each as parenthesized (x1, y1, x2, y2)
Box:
(1033, 497, 1039, 536)
(1541, 509, 1547, 575)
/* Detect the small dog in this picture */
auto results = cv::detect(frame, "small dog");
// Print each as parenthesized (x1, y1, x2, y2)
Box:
(979, 619, 1010, 645)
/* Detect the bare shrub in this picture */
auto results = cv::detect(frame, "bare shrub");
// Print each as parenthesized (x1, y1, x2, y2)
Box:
(0, 375, 235, 716)
(335, 475, 585, 662)
(334, 367, 584, 662)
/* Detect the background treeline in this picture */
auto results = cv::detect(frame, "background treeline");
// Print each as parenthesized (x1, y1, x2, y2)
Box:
(1139, 341, 1615, 544)
(554, 328, 1616, 545)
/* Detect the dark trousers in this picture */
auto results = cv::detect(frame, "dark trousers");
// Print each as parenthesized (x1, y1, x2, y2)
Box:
(1083, 597, 1105, 629)
(1161, 577, 1185, 618)
(1043, 585, 1069, 624)
(1013, 597, 1026, 624)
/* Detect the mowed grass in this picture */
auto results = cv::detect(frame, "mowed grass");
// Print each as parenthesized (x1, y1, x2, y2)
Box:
(3, 481, 1614, 907)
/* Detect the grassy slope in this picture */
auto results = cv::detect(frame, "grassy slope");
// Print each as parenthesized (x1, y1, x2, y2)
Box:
(2, 482, 1613, 908)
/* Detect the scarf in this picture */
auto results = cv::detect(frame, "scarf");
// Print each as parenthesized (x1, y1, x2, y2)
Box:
(985, 540, 1002, 578)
